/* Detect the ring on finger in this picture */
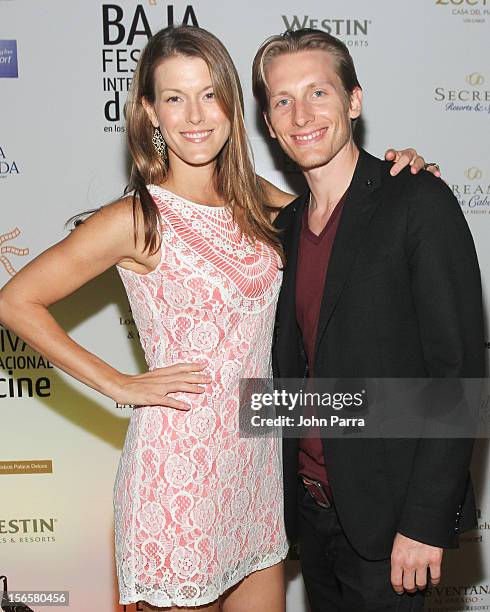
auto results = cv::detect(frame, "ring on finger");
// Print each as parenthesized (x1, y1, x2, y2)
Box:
(423, 162, 440, 171)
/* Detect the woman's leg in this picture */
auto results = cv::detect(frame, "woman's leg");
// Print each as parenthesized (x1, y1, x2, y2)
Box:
(221, 561, 285, 612)
(140, 560, 285, 612)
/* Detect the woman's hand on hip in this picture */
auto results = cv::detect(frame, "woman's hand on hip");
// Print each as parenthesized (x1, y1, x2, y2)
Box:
(113, 362, 212, 410)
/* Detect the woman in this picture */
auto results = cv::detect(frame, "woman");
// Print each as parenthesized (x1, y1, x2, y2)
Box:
(0, 26, 433, 612)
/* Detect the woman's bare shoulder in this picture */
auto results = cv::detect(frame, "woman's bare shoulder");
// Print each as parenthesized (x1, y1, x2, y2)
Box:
(72, 194, 141, 236)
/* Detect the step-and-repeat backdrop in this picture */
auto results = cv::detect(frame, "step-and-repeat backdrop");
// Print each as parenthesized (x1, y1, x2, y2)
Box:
(1, 1, 489, 610)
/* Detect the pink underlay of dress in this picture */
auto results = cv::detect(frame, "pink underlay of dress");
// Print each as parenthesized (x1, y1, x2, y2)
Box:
(113, 185, 288, 608)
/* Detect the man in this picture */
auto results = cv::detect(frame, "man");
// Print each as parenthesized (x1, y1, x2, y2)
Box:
(252, 29, 484, 611)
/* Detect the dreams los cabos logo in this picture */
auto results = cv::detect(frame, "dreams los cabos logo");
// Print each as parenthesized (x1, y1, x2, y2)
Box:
(101, 3, 198, 134)
(435, 0, 489, 24)
(281, 14, 371, 48)
(451, 167, 490, 215)
(434, 73, 490, 114)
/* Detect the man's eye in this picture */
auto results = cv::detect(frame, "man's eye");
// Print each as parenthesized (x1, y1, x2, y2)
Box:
(313, 90, 326, 98)
(276, 99, 289, 107)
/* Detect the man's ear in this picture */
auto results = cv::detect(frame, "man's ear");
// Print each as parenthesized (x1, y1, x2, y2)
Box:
(141, 96, 159, 128)
(349, 87, 363, 120)
(263, 111, 277, 139)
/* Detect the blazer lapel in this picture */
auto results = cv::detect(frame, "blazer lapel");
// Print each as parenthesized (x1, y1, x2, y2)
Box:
(313, 150, 384, 364)
(274, 192, 308, 376)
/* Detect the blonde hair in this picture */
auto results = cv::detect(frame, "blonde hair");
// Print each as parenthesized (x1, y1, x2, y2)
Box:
(125, 25, 282, 260)
(252, 28, 361, 114)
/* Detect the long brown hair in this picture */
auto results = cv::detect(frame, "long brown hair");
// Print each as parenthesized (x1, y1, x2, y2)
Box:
(126, 25, 282, 259)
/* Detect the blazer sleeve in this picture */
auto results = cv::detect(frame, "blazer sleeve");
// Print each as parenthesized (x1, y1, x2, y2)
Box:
(396, 173, 485, 547)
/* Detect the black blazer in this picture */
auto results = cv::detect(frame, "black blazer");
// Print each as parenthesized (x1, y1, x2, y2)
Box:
(273, 149, 484, 560)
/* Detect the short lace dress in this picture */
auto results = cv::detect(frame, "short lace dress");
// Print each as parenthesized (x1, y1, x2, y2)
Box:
(113, 185, 288, 607)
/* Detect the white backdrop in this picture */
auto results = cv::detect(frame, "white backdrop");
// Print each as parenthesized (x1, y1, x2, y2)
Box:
(1, 1, 489, 611)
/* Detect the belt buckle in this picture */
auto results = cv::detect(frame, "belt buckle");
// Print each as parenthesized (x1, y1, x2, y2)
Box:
(302, 476, 331, 509)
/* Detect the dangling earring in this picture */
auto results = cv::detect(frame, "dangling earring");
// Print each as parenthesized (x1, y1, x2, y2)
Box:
(152, 126, 168, 163)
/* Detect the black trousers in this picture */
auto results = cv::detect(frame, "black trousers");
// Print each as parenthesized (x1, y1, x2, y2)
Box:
(298, 484, 426, 612)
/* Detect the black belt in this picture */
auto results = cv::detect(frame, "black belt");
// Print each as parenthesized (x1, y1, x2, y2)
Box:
(301, 475, 333, 509)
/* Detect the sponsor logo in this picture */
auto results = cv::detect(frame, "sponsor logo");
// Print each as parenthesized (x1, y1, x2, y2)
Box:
(0, 145, 20, 179)
(101, 3, 199, 133)
(116, 402, 133, 410)
(0, 233, 53, 399)
(122, 604, 145, 611)
(0, 460, 53, 475)
(465, 166, 483, 180)
(0, 517, 57, 544)
(461, 507, 490, 543)
(467, 72, 485, 86)
(281, 15, 371, 48)
(476, 507, 490, 531)
(119, 303, 138, 340)
(451, 168, 490, 215)
(0, 40, 18, 78)
(435, 0, 489, 24)
(115, 302, 138, 409)
(434, 74, 490, 113)
(0, 325, 54, 399)
(425, 583, 490, 610)
(0, 228, 28, 276)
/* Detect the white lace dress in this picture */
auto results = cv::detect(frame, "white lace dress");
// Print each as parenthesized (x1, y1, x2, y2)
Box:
(113, 185, 288, 607)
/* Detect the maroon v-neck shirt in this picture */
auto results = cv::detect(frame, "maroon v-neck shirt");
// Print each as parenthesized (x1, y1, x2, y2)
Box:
(296, 192, 347, 489)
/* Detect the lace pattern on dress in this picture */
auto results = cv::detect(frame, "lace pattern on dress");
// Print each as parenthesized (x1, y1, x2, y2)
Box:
(113, 185, 288, 607)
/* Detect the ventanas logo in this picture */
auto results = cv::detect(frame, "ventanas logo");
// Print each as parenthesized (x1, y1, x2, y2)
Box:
(435, 0, 489, 23)
(0, 517, 57, 544)
(434, 73, 490, 113)
(426, 583, 490, 608)
(451, 168, 490, 215)
(281, 15, 371, 48)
